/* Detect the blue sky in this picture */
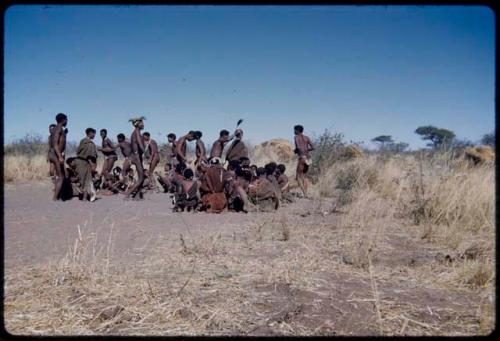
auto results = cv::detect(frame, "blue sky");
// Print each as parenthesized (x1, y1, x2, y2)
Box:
(4, 5, 495, 149)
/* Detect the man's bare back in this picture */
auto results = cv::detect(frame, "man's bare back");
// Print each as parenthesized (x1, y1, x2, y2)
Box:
(294, 134, 313, 157)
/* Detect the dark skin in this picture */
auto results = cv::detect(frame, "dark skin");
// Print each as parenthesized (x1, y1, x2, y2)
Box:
(294, 127, 314, 197)
(81, 131, 98, 202)
(118, 138, 133, 177)
(210, 133, 233, 159)
(175, 133, 195, 164)
(98, 131, 118, 180)
(144, 135, 159, 177)
(277, 173, 289, 192)
(49, 118, 68, 200)
(48, 125, 55, 178)
(224, 166, 251, 211)
(126, 121, 146, 199)
(195, 137, 207, 168)
(225, 129, 245, 162)
(202, 164, 226, 194)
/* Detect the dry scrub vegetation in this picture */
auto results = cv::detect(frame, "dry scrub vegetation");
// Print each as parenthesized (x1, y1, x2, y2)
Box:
(3, 135, 495, 336)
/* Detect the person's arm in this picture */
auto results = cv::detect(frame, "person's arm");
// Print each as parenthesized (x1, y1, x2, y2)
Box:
(293, 136, 300, 154)
(200, 142, 207, 160)
(151, 141, 159, 156)
(99, 139, 117, 153)
(176, 139, 187, 162)
(307, 136, 314, 151)
(53, 128, 63, 162)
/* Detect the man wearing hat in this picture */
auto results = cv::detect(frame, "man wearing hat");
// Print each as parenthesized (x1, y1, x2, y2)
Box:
(125, 116, 146, 199)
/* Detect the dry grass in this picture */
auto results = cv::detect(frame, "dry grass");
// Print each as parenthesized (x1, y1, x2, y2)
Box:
(4, 149, 495, 336)
(4, 155, 50, 182)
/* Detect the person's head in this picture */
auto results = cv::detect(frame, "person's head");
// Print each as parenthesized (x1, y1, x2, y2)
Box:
(129, 117, 145, 129)
(277, 164, 286, 175)
(144, 169, 150, 177)
(183, 168, 194, 180)
(186, 130, 196, 141)
(175, 162, 187, 175)
(239, 156, 250, 167)
(164, 163, 172, 171)
(49, 124, 56, 134)
(143, 132, 150, 142)
(66, 157, 76, 168)
(265, 162, 277, 176)
(228, 159, 241, 171)
(235, 167, 252, 182)
(250, 165, 258, 175)
(100, 129, 107, 139)
(117, 133, 126, 142)
(194, 131, 203, 140)
(86, 128, 96, 139)
(219, 129, 230, 141)
(127, 168, 134, 176)
(256, 167, 266, 177)
(167, 133, 176, 143)
(235, 128, 243, 138)
(294, 124, 304, 135)
(55, 113, 68, 126)
(112, 166, 122, 177)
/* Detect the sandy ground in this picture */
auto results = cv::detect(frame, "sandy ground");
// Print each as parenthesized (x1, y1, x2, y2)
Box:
(4, 181, 492, 336)
(4, 181, 281, 269)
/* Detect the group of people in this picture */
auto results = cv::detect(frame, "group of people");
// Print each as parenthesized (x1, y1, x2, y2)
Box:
(47, 113, 314, 213)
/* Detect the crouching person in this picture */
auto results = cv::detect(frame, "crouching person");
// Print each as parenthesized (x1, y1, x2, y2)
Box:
(62, 157, 83, 199)
(173, 168, 199, 212)
(276, 164, 294, 203)
(74, 128, 98, 202)
(248, 167, 279, 212)
(224, 160, 257, 213)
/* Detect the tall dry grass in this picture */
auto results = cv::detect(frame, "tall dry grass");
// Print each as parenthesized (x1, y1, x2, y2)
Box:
(4, 155, 50, 182)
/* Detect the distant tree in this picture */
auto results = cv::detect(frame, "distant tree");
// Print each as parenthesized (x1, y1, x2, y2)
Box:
(451, 138, 474, 149)
(387, 142, 409, 153)
(371, 135, 394, 150)
(481, 131, 495, 147)
(450, 138, 474, 155)
(414, 125, 455, 149)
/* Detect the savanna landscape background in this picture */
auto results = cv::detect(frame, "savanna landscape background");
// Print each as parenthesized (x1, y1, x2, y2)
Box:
(3, 127, 495, 336)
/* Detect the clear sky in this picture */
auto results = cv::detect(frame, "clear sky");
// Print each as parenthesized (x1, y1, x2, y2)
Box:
(4, 5, 495, 149)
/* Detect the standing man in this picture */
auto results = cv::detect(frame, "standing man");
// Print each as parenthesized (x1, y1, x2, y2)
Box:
(210, 129, 232, 160)
(97, 129, 118, 186)
(143, 132, 159, 188)
(293, 124, 314, 198)
(48, 113, 68, 201)
(117, 133, 132, 177)
(75, 128, 98, 202)
(166, 133, 177, 168)
(194, 131, 207, 169)
(125, 116, 146, 199)
(175, 131, 196, 164)
(225, 128, 248, 163)
(48, 124, 56, 179)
